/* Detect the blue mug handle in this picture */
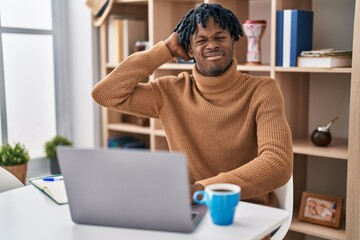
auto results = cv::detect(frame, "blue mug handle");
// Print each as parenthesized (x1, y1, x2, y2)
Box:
(193, 190, 206, 204)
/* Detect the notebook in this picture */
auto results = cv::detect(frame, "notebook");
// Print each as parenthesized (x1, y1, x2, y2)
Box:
(30, 175, 68, 205)
(56, 147, 207, 233)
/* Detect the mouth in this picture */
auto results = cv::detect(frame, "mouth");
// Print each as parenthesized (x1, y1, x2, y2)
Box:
(203, 51, 224, 61)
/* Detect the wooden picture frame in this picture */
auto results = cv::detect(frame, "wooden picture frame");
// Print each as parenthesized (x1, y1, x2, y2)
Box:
(299, 192, 343, 229)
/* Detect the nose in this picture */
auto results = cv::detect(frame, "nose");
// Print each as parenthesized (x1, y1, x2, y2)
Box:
(206, 38, 219, 49)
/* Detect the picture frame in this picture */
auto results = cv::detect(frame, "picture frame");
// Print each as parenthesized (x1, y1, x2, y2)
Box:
(299, 191, 343, 229)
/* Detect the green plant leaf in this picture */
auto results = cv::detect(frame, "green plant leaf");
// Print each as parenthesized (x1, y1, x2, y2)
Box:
(44, 135, 73, 159)
(0, 142, 30, 166)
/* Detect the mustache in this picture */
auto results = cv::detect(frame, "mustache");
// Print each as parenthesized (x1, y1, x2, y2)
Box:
(203, 50, 224, 57)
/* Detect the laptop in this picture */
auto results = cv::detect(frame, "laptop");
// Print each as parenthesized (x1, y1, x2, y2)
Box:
(56, 147, 207, 233)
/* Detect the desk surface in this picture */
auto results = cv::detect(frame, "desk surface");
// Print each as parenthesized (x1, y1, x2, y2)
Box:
(0, 186, 288, 240)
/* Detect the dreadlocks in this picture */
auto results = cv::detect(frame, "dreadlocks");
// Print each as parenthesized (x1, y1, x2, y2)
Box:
(173, 3, 243, 52)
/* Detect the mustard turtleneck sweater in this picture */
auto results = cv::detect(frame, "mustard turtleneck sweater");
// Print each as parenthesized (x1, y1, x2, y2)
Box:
(92, 41, 293, 206)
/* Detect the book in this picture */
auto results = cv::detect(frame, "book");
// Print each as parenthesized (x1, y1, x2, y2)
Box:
(276, 10, 284, 66)
(108, 135, 146, 149)
(300, 49, 352, 57)
(122, 141, 146, 149)
(108, 135, 136, 148)
(113, 18, 125, 64)
(282, 10, 313, 67)
(30, 175, 68, 205)
(297, 55, 352, 68)
(107, 15, 115, 64)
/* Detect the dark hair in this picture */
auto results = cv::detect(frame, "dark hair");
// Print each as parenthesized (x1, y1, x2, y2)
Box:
(173, 3, 243, 52)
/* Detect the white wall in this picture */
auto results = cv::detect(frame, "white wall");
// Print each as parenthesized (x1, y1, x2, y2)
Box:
(64, 0, 101, 148)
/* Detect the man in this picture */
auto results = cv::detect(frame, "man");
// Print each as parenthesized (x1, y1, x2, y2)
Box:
(92, 3, 293, 208)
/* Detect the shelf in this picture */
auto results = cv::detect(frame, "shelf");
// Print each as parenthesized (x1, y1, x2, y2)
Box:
(107, 123, 152, 134)
(154, 129, 166, 137)
(290, 217, 346, 240)
(293, 138, 348, 160)
(106, 63, 118, 69)
(158, 63, 272, 72)
(114, 0, 147, 4)
(237, 64, 272, 72)
(108, 64, 352, 73)
(275, 67, 352, 73)
(109, 63, 351, 73)
(159, 63, 194, 70)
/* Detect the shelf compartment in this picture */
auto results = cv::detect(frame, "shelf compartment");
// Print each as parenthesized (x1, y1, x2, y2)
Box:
(110, 1, 148, 18)
(108, 131, 151, 149)
(108, 123, 152, 134)
(290, 216, 346, 240)
(293, 138, 348, 160)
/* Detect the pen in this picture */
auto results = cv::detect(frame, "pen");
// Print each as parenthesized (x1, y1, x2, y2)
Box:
(43, 176, 64, 182)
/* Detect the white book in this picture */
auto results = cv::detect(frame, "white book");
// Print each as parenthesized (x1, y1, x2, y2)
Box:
(282, 10, 292, 67)
(108, 16, 115, 64)
(297, 56, 352, 68)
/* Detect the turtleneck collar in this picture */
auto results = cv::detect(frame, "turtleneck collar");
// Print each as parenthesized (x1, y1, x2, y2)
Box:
(192, 58, 240, 93)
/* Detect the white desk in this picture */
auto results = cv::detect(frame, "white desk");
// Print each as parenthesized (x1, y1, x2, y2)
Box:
(0, 186, 289, 240)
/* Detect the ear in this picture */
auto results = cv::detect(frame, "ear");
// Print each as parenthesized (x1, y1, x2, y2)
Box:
(188, 47, 194, 58)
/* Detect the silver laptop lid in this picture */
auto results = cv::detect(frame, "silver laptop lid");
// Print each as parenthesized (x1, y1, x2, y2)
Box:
(57, 147, 205, 233)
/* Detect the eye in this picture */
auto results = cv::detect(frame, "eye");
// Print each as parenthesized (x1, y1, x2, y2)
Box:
(195, 39, 206, 44)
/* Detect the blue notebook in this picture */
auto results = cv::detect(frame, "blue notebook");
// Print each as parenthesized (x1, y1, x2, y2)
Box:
(276, 10, 284, 66)
(279, 9, 313, 67)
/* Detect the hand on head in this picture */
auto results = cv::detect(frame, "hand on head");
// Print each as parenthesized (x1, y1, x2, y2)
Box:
(164, 32, 193, 62)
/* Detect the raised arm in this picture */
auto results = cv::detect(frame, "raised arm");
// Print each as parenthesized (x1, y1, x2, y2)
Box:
(164, 32, 193, 62)
(91, 41, 175, 118)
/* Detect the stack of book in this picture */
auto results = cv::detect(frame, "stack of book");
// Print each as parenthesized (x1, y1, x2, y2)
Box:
(297, 49, 352, 68)
(276, 9, 314, 67)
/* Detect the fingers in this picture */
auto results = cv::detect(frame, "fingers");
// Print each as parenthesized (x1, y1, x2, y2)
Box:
(164, 32, 192, 61)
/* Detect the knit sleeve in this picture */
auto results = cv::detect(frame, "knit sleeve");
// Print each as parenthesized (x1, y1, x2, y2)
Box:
(91, 41, 174, 118)
(197, 78, 293, 200)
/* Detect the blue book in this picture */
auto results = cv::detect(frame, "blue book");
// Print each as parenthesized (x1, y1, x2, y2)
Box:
(122, 141, 146, 149)
(282, 10, 313, 67)
(108, 135, 137, 148)
(276, 10, 284, 66)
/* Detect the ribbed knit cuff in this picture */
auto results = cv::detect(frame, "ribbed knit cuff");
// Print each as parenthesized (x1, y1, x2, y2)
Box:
(196, 174, 227, 188)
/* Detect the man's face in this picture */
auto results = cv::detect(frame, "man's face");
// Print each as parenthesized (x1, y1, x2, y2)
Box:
(188, 17, 235, 77)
